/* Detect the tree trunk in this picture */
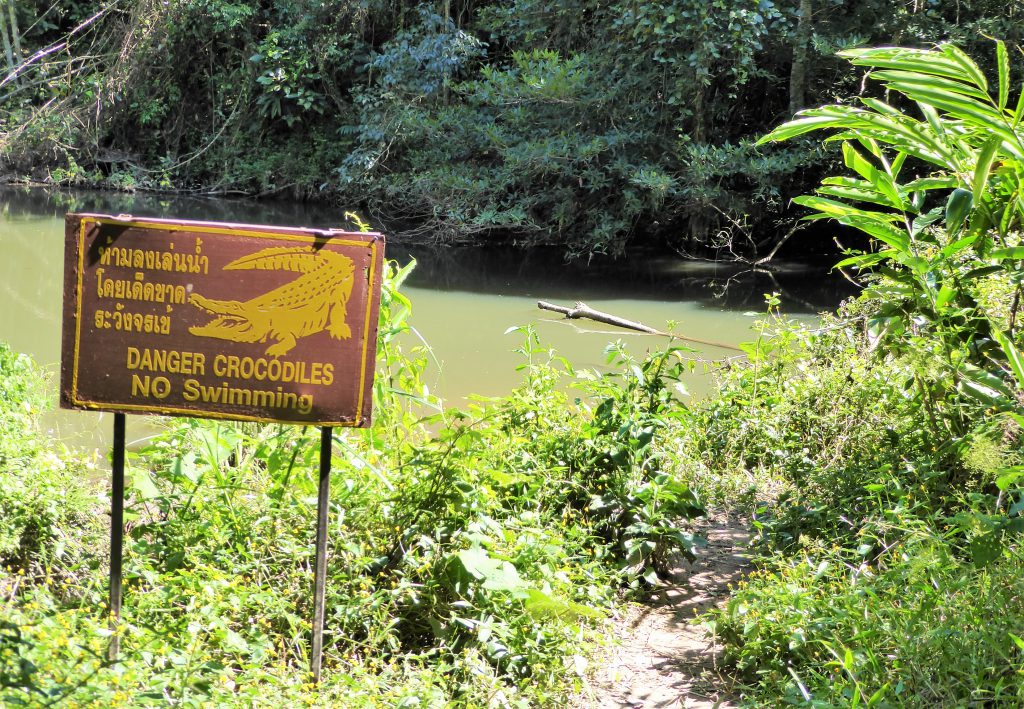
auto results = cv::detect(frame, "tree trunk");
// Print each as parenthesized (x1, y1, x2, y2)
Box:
(7, 0, 19, 66)
(442, 0, 451, 105)
(693, 81, 706, 143)
(0, 1, 14, 78)
(789, 0, 812, 115)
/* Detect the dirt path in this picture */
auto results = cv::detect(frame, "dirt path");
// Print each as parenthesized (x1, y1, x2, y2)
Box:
(580, 520, 751, 708)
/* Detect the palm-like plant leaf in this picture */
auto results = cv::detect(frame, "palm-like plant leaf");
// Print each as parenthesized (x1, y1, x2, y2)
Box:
(760, 41, 1024, 248)
(761, 40, 1024, 421)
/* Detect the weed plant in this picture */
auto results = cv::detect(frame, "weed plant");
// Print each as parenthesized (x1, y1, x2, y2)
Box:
(0, 263, 705, 706)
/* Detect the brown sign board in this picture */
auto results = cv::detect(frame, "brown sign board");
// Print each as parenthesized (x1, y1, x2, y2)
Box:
(60, 214, 385, 427)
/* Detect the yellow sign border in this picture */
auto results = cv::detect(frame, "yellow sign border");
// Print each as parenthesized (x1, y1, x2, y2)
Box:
(69, 217, 380, 427)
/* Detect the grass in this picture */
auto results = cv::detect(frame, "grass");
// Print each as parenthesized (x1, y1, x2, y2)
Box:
(3, 242, 1024, 706)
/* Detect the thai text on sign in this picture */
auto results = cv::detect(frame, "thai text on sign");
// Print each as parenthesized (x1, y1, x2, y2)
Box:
(60, 214, 385, 426)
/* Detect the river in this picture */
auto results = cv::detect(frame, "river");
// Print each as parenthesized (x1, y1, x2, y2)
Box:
(0, 186, 856, 452)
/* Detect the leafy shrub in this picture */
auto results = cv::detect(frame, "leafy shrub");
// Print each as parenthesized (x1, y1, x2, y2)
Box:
(694, 43, 1024, 704)
(0, 344, 96, 569)
(690, 298, 1024, 705)
(711, 522, 1024, 706)
(0, 262, 705, 706)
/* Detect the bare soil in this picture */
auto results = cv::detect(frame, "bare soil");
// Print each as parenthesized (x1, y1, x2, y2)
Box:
(579, 519, 751, 708)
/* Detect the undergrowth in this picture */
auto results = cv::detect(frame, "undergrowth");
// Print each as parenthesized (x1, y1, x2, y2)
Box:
(698, 43, 1024, 707)
(0, 261, 706, 707)
(698, 307, 1024, 706)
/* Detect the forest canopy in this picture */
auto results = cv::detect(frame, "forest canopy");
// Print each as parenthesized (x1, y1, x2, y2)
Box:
(1, 0, 1021, 255)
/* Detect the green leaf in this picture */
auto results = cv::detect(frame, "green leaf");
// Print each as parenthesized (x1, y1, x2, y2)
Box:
(939, 233, 979, 259)
(455, 548, 525, 592)
(918, 102, 946, 140)
(911, 207, 945, 238)
(1000, 190, 1022, 234)
(757, 113, 846, 144)
(171, 453, 200, 484)
(995, 466, 1024, 492)
(889, 86, 1024, 159)
(842, 142, 903, 206)
(835, 250, 892, 270)
(131, 469, 160, 500)
(522, 589, 601, 621)
(836, 215, 910, 252)
(860, 97, 909, 119)
(839, 47, 973, 84)
(945, 188, 973, 235)
(973, 136, 1002, 205)
(935, 283, 955, 309)
(761, 103, 950, 165)
(222, 629, 250, 653)
(992, 328, 1024, 391)
(970, 531, 1002, 567)
(959, 365, 1014, 404)
(868, 684, 890, 708)
(942, 44, 988, 92)
(390, 258, 417, 291)
(902, 176, 958, 192)
(817, 185, 902, 209)
(836, 104, 953, 163)
(870, 69, 991, 102)
(1013, 85, 1024, 129)
(997, 40, 1010, 112)
(891, 151, 907, 178)
(962, 265, 1003, 281)
(793, 195, 890, 220)
(991, 247, 1024, 261)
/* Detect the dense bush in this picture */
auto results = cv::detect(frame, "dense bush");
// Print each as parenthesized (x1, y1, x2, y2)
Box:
(693, 43, 1024, 706)
(696, 306, 1024, 705)
(0, 344, 96, 569)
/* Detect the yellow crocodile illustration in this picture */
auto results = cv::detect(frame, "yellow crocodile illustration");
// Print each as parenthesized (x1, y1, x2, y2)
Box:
(189, 246, 355, 357)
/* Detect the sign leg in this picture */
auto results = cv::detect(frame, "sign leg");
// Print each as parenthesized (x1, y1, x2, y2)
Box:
(311, 426, 333, 682)
(108, 413, 126, 661)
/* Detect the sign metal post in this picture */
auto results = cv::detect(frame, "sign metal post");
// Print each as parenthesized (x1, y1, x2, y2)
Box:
(108, 412, 126, 661)
(311, 426, 333, 681)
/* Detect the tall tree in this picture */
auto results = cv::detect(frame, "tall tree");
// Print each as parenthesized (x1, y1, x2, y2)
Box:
(789, 0, 812, 115)
(0, 0, 14, 78)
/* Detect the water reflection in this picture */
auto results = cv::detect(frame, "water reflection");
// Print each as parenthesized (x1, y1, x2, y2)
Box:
(2, 185, 857, 312)
(391, 245, 857, 312)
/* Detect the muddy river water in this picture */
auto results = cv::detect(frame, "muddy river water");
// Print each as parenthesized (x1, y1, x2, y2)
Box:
(0, 186, 855, 452)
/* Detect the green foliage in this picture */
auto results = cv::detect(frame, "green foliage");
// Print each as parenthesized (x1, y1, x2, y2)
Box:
(0, 344, 96, 569)
(253, 31, 326, 126)
(0, 263, 705, 705)
(695, 41, 1024, 705)
(691, 298, 1024, 704)
(761, 42, 1024, 439)
(713, 542, 1024, 706)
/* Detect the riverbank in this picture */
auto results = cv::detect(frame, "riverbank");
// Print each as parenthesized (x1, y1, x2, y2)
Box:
(0, 258, 720, 705)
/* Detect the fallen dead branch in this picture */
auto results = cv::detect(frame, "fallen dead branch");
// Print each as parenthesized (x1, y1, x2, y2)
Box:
(536, 300, 744, 352)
